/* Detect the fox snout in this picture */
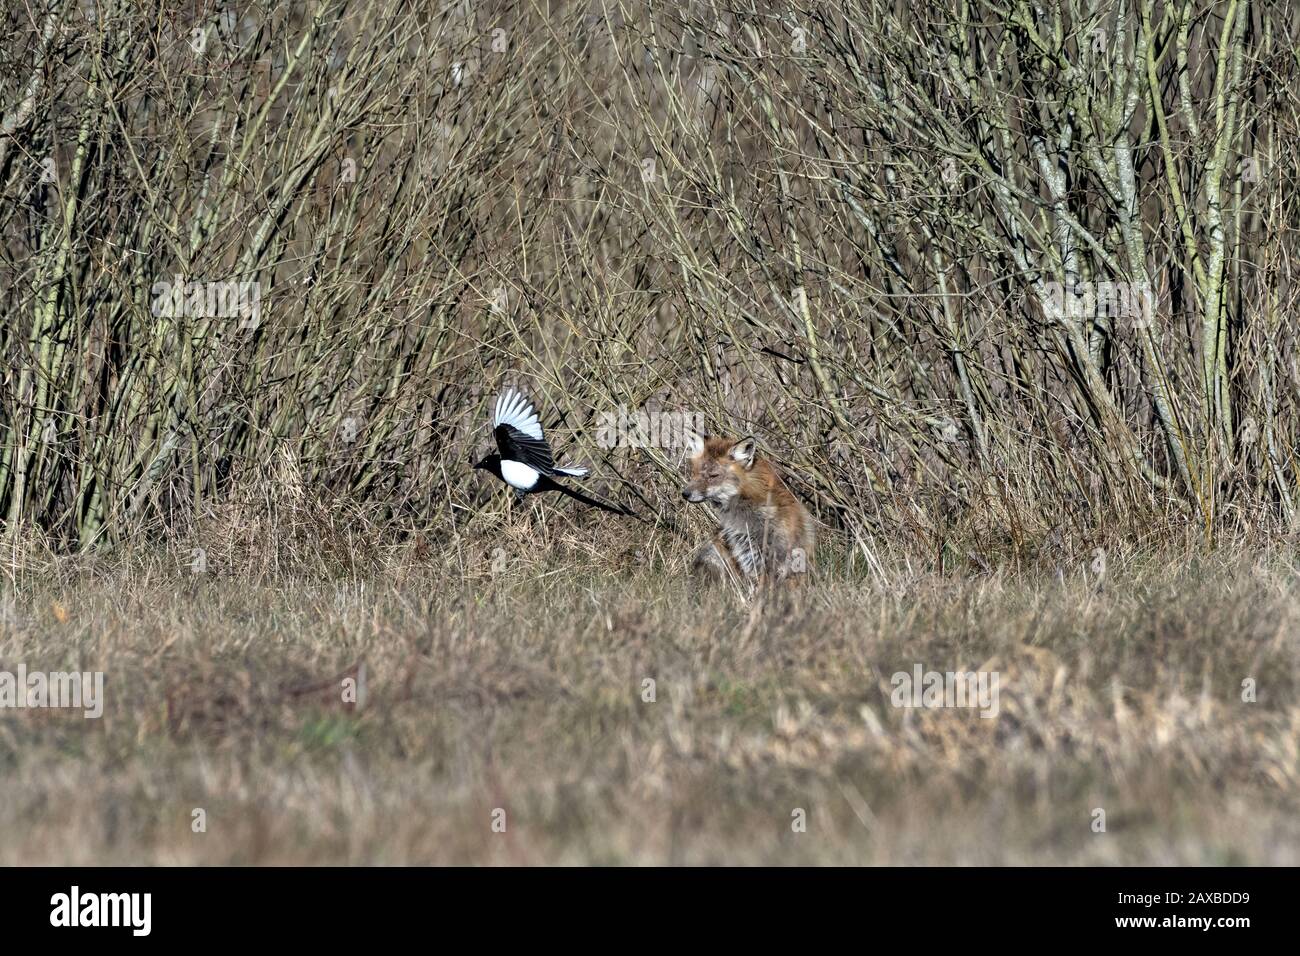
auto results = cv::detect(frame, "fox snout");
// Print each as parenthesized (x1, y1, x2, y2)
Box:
(681, 476, 738, 505)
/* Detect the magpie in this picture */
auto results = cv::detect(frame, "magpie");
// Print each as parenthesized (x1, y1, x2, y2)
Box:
(473, 387, 632, 515)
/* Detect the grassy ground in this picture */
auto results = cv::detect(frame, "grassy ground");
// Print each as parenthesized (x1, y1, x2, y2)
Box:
(1, 525, 1298, 865)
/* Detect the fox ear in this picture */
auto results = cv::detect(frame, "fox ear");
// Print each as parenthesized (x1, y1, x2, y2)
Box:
(685, 431, 705, 457)
(729, 436, 757, 469)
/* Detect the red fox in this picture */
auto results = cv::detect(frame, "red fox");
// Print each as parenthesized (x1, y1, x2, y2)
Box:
(681, 434, 815, 586)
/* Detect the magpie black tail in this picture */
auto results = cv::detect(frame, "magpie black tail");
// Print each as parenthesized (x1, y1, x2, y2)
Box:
(543, 478, 635, 516)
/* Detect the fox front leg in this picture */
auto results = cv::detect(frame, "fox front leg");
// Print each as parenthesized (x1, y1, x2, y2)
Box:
(692, 540, 729, 579)
(695, 535, 749, 580)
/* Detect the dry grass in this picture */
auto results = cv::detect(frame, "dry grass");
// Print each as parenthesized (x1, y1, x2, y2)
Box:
(2, 525, 1297, 865)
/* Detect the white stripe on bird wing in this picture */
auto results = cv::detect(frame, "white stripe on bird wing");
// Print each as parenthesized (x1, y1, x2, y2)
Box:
(493, 388, 543, 440)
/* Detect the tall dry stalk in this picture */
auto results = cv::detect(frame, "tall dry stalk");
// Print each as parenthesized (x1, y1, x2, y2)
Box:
(0, 0, 1296, 563)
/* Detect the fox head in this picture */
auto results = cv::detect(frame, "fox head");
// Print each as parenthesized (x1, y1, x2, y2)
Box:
(681, 434, 757, 505)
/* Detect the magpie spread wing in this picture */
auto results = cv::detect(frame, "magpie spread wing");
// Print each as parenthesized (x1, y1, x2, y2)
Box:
(493, 388, 544, 441)
(492, 388, 556, 473)
(494, 423, 556, 473)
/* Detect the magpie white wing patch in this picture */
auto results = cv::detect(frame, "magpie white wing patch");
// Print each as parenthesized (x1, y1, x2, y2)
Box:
(493, 388, 544, 441)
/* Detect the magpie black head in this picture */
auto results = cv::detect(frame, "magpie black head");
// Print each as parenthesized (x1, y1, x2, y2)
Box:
(473, 453, 503, 478)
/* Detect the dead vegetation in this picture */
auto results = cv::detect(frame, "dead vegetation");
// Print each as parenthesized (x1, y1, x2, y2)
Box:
(2, 1, 1299, 555)
(0, 539, 1296, 865)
